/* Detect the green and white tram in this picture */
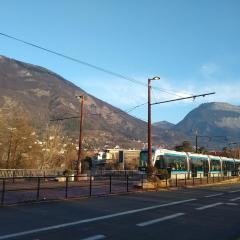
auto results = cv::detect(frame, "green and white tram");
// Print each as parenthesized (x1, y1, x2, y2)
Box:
(139, 148, 240, 179)
(139, 149, 189, 179)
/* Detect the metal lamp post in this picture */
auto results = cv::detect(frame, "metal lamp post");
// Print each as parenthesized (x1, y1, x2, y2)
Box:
(148, 76, 160, 174)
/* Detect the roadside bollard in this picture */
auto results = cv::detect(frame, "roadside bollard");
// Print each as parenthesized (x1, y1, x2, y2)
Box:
(12, 171, 15, 183)
(141, 174, 144, 191)
(184, 173, 187, 186)
(165, 175, 168, 188)
(175, 174, 178, 187)
(200, 173, 202, 184)
(65, 176, 69, 199)
(126, 175, 129, 192)
(89, 175, 92, 196)
(36, 177, 40, 200)
(1, 179, 5, 205)
(109, 175, 112, 194)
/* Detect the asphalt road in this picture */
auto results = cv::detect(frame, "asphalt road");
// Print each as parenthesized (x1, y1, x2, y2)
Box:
(0, 184, 240, 240)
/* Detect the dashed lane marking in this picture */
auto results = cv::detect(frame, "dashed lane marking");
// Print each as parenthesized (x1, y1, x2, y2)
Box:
(137, 213, 185, 227)
(0, 198, 196, 240)
(196, 202, 223, 210)
(229, 190, 240, 193)
(204, 193, 223, 198)
(225, 202, 238, 206)
(81, 235, 106, 240)
(229, 197, 240, 202)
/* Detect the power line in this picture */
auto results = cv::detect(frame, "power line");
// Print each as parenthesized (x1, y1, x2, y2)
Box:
(125, 102, 148, 113)
(0, 32, 188, 97)
(151, 92, 215, 105)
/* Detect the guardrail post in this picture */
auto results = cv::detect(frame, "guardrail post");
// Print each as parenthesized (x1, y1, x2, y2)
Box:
(36, 177, 40, 200)
(126, 175, 129, 192)
(1, 179, 5, 205)
(207, 173, 209, 184)
(65, 176, 69, 199)
(175, 174, 178, 187)
(141, 174, 144, 190)
(89, 174, 92, 196)
(109, 175, 112, 194)
(192, 175, 195, 185)
(184, 173, 187, 186)
(200, 173, 202, 184)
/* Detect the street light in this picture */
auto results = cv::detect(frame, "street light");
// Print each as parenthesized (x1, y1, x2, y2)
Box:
(148, 76, 160, 174)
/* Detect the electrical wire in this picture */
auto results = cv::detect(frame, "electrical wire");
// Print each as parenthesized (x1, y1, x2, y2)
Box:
(0, 32, 189, 98)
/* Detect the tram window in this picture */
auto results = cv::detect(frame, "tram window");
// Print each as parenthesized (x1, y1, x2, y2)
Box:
(223, 161, 234, 171)
(164, 155, 186, 171)
(211, 159, 221, 171)
(155, 155, 165, 169)
(191, 158, 205, 171)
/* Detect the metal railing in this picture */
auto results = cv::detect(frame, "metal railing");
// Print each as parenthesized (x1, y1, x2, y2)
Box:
(0, 172, 239, 206)
(0, 169, 64, 178)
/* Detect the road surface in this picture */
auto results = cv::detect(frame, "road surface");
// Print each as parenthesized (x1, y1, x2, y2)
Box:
(0, 183, 240, 240)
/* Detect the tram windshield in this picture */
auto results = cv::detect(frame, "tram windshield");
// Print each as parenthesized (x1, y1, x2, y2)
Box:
(155, 154, 187, 171)
(139, 150, 154, 167)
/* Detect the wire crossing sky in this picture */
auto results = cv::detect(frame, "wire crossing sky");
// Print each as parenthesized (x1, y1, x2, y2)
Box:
(0, 0, 239, 123)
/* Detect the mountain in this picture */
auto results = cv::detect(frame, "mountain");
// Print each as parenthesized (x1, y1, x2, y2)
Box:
(153, 121, 174, 130)
(174, 102, 240, 148)
(1, 55, 238, 151)
(0, 55, 183, 149)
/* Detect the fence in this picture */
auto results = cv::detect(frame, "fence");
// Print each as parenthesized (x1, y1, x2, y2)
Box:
(0, 169, 65, 178)
(0, 172, 239, 206)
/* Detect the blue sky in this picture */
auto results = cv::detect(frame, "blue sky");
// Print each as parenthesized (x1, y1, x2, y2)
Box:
(0, 0, 239, 123)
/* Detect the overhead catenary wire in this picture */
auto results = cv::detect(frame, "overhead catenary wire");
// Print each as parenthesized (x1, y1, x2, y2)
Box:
(0, 32, 189, 98)
(125, 92, 215, 114)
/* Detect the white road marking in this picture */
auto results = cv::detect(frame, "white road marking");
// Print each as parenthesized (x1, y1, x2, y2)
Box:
(204, 193, 223, 198)
(196, 202, 223, 210)
(225, 202, 238, 206)
(81, 235, 106, 240)
(0, 198, 196, 240)
(137, 213, 185, 227)
(229, 197, 240, 202)
(229, 190, 240, 193)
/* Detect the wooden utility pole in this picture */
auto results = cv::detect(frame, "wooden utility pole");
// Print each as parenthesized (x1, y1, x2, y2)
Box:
(76, 95, 84, 176)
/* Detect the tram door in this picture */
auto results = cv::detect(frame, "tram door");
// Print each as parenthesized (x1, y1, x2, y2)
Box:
(191, 163, 197, 178)
(203, 160, 209, 177)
